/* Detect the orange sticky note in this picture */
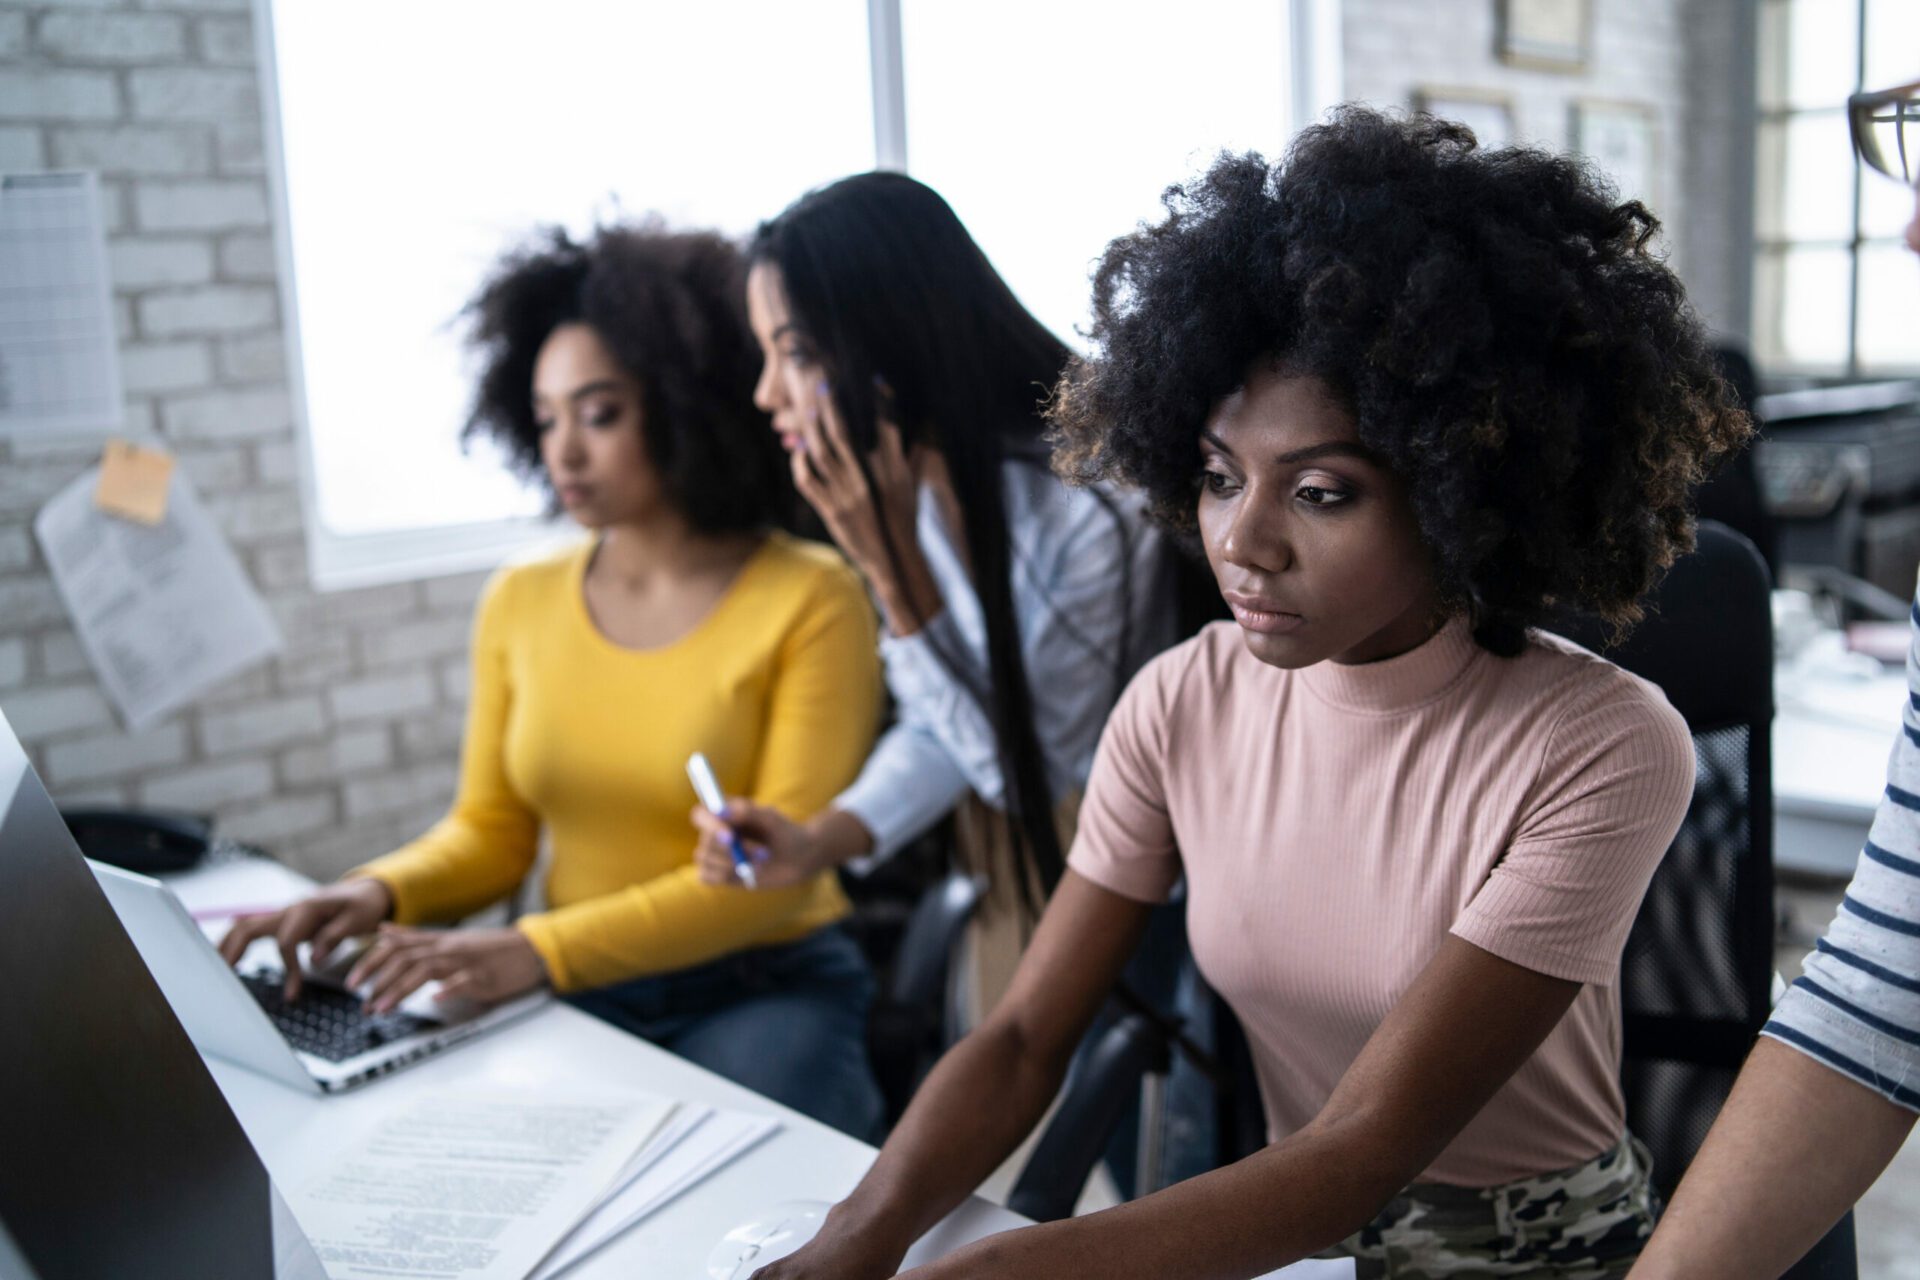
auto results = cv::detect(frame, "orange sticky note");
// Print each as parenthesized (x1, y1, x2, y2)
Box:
(94, 439, 176, 525)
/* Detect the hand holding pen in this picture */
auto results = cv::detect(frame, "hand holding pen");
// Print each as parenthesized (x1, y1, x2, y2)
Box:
(687, 777, 831, 892)
(687, 752, 757, 889)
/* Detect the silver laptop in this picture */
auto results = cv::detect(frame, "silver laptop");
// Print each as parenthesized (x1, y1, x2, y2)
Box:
(0, 705, 325, 1279)
(92, 862, 546, 1094)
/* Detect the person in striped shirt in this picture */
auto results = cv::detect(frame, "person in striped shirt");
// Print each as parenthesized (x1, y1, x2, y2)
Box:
(1630, 76, 1920, 1280)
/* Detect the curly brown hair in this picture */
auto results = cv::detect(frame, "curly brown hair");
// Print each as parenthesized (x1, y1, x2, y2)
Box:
(461, 222, 784, 534)
(1050, 107, 1752, 655)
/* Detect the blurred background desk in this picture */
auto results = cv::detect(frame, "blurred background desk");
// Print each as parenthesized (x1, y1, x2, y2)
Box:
(1773, 628, 1902, 879)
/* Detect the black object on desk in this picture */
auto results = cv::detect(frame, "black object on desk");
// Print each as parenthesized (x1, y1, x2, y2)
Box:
(60, 805, 212, 875)
(1756, 379, 1920, 605)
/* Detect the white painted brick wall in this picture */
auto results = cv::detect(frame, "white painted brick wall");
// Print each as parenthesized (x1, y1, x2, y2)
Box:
(44, 724, 191, 789)
(222, 792, 337, 846)
(173, 442, 249, 490)
(0, 69, 120, 120)
(133, 177, 267, 230)
(0, 640, 26, 691)
(6, 684, 116, 739)
(327, 671, 437, 724)
(37, 632, 91, 681)
(160, 385, 289, 440)
(0, 123, 43, 168)
(50, 123, 210, 174)
(109, 239, 215, 289)
(342, 764, 460, 824)
(142, 0, 252, 14)
(357, 615, 472, 669)
(0, 527, 32, 573)
(1341, 0, 1691, 277)
(0, 0, 476, 881)
(140, 757, 275, 809)
(279, 726, 392, 788)
(216, 231, 273, 279)
(36, 11, 187, 63)
(218, 332, 285, 383)
(127, 66, 254, 122)
(197, 693, 327, 754)
(117, 338, 214, 393)
(195, 16, 253, 67)
(138, 283, 275, 335)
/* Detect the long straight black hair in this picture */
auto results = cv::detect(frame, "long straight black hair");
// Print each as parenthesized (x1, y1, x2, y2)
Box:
(749, 171, 1088, 906)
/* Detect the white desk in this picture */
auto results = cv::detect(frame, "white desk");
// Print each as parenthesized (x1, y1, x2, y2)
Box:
(1773, 634, 1901, 878)
(169, 860, 1028, 1277)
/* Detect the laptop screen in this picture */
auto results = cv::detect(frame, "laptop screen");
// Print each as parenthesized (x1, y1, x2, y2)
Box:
(0, 710, 274, 1279)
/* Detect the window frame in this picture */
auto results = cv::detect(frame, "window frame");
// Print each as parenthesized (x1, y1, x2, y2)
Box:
(256, 0, 1342, 592)
(1752, 0, 1918, 380)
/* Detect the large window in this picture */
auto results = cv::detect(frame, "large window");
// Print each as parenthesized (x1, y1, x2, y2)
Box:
(900, 0, 1297, 349)
(262, 0, 876, 587)
(1753, 0, 1920, 377)
(261, 0, 1338, 588)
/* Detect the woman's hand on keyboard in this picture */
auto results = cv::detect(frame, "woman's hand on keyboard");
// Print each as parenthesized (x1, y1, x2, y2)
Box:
(216, 878, 394, 1000)
(345, 924, 549, 1014)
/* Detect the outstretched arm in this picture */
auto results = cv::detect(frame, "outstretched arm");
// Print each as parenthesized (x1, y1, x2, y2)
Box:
(751, 872, 1154, 1280)
(1630, 1038, 1915, 1280)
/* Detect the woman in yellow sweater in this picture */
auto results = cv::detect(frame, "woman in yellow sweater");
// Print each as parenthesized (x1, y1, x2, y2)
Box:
(218, 225, 886, 1136)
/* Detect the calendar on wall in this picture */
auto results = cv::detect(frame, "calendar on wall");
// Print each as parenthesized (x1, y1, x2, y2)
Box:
(0, 170, 123, 438)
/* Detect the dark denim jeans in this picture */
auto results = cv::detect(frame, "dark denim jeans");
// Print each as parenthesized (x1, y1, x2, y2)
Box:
(567, 925, 885, 1142)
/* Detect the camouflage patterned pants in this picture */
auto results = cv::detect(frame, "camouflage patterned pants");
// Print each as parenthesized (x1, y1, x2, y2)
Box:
(1322, 1136, 1659, 1279)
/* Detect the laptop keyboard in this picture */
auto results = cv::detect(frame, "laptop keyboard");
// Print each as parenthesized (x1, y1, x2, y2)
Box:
(239, 972, 433, 1063)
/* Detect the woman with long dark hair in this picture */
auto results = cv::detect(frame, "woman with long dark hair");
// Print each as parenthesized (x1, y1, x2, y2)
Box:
(694, 172, 1169, 998)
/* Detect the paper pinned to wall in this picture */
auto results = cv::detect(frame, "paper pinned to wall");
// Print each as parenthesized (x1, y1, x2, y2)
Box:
(34, 465, 282, 731)
(0, 171, 123, 438)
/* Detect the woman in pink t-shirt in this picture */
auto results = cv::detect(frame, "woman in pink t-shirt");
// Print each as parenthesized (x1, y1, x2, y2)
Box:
(736, 108, 1755, 1280)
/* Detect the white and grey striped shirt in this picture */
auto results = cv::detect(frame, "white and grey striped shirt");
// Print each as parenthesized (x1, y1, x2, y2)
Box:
(1763, 590, 1920, 1112)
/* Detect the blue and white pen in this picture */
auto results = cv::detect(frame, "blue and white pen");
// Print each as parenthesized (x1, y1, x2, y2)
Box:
(687, 752, 756, 889)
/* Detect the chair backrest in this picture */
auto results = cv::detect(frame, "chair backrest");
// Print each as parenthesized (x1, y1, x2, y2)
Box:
(1007, 1011, 1171, 1222)
(866, 871, 987, 1124)
(1553, 520, 1776, 1198)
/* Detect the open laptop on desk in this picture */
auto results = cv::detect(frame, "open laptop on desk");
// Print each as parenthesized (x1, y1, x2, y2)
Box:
(92, 860, 547, 1094)
(0, 707, 325, 1279)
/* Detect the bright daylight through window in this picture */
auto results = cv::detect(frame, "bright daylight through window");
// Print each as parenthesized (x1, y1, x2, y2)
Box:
(1754, 0, 1920, 376)
(264, 0, 1319, 588)
(900, 0, 1293, 351)
(262, 0, 875, 586)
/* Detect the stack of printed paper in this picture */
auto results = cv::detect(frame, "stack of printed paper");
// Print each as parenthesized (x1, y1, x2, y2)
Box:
(289, 1087, 777, 1280)
(529, 1104, 778, 1278)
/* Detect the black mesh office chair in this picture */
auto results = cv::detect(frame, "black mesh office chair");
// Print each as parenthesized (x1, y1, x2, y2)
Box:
(1006, 1011, 1174, 1221)
(1555, 521, 1778, 1199)
(865, 870, 988, 1125)
(1556, 521, 1852, 1277)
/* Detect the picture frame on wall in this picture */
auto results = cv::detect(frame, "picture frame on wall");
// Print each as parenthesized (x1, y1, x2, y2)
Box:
(1571, 100, 1661, 209)
(1497, 0, 1590, 71)
(1413, 88, 1517, 149)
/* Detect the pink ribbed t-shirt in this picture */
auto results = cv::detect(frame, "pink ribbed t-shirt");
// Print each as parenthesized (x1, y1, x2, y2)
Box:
(1068, 617, 1696, 1187)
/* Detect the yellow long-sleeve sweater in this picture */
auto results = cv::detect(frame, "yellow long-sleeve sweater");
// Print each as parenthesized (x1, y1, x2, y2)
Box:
(351, 531, 881, 993)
